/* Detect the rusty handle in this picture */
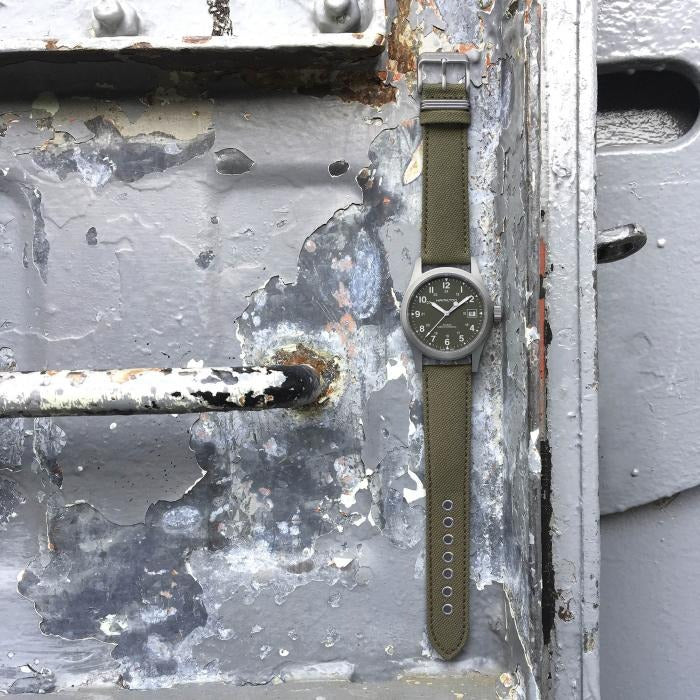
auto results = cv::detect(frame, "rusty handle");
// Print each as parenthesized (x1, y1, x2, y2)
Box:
(0, 364, 322, 417)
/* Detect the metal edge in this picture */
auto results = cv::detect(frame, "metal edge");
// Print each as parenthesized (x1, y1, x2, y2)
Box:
(540, 0, 601, 695)
(0, 0, 387, 54)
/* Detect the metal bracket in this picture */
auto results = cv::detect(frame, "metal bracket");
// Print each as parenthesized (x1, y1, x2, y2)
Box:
(596, 223, 647, 264)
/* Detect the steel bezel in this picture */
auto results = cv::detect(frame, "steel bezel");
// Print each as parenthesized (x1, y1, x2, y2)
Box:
(400, 266, 493, 361)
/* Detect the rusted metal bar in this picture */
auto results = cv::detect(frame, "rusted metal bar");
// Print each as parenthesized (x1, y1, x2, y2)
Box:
(0, 365, 322, 417)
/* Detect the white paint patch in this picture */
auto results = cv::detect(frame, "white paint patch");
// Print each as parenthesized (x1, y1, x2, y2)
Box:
(525, 325, 540, 348)
(402, 467, 426, 504)
(331, 556, 354, 569)
(528, 429, 541, 475)
(99, 613, 128, 637)
(386, 355, 408, 381)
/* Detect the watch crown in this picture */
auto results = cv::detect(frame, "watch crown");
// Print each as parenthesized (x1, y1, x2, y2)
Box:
(494, 304, 502, 322)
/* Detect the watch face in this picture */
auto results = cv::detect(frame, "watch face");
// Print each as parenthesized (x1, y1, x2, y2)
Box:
(407, 274, 486, 354)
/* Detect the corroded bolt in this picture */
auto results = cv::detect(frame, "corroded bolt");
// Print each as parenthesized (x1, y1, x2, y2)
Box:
(315, 0, 361, 32)
(93, 0, 140, 36)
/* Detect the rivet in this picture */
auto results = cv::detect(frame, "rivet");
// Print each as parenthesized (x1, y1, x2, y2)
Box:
(443, 534, 454, 545)
(93, 0, 140, 36)
(443, 551, 454, 563)
(442, 568, 453, 579)
(443, 516, 454, 528)
(442, 499, 453, 511)
(314, 0, 361, 32)
(442, 603, 453, 615)
(442, 586, 453, 597)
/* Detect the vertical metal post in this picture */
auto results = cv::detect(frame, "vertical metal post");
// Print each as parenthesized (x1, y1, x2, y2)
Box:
(541, 0, 601, 696)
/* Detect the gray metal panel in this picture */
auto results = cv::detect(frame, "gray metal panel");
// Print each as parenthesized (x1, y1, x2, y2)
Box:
(600, 488, 700, 700)
(597, 0, 700, 514)
(596, 1, 700, 699)
(0, 1, 542, 696)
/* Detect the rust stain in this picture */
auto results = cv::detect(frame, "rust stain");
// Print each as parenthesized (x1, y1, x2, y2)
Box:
(127, 42, 154, 49)
(387, 0, 417, 76)
(332, 281, 352, 309)
(455, 42, 479, 54)
(109, 368, 151, 384)
(273, 344, 340, 404)
(557, 599, 574, 622)
(183, 36, 211, 44)
(336, 74, 397, 107)
(237, 67, 396, 108)
(44, 39, 59, 50)
(66, 371, 87, 386)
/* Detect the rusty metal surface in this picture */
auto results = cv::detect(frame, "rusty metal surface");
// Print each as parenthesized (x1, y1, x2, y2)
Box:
(0, 0, 542, 695)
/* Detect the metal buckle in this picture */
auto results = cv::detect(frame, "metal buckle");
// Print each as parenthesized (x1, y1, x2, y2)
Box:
(417, 52, 469, 94)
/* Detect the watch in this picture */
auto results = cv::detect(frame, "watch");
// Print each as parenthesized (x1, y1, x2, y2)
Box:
(400, 52, 501, 660)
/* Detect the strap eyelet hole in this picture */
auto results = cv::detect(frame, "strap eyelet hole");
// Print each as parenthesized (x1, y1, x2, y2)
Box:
(442, 499, 453, 511)
(442, 568, 453, 579)
(442, 586, 453, 597)
(442, 603, 453, 615)
(443, 516, 454, 528)
(443, 534, 454, 545)
(442, 551, 454, 563)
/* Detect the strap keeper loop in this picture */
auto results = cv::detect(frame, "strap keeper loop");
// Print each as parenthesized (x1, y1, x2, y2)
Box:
(420, 109, 471, 126)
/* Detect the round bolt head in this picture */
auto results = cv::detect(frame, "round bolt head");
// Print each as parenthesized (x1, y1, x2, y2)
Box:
(93, 0, 124, 29)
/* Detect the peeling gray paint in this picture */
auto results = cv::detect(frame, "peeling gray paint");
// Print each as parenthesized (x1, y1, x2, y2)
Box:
(30, 117, 216, 186)
(0, 0, 541, 693)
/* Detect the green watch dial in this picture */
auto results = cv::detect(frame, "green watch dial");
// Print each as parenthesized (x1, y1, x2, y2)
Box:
(407, 275, 485, 352)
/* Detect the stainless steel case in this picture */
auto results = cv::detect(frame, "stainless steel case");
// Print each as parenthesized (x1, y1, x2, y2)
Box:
(400, 258, 494, 364)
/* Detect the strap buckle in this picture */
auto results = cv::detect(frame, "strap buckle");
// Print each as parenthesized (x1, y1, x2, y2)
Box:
(417, 52, 469, 95)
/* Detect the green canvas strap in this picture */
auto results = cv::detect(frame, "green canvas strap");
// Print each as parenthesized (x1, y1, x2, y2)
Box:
(423, 364, 471, 659)
(420, 83, 471, 266)
(420, 80, 472, 659)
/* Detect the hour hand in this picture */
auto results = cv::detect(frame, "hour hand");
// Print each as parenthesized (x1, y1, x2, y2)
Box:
(430, 301, 450, 315)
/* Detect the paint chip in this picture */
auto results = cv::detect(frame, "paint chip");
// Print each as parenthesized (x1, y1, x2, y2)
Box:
(403, 140, 423, 184)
